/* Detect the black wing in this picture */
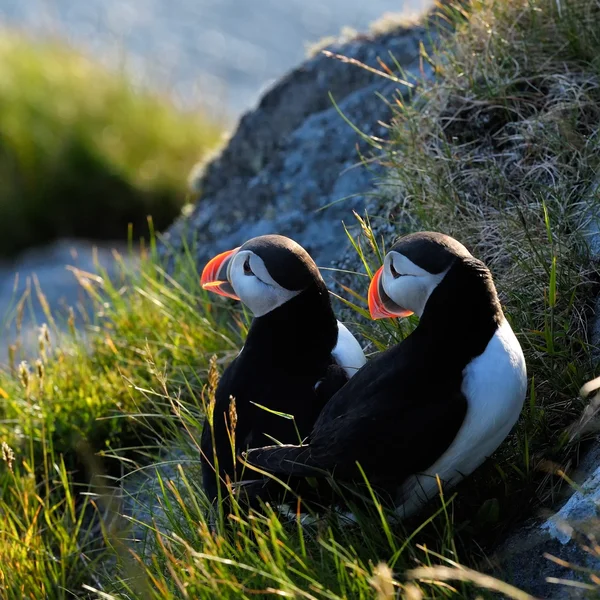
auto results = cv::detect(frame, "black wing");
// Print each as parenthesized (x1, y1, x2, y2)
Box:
(241, 363, 350, 476)
(314, 363, 350, 412)
(201, 354, 344, 501)
(247, 388, 467, 485)
(244, 444, 319, 476)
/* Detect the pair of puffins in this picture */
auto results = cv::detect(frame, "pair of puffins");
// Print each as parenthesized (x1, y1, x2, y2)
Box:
(200, 232, 527, 518)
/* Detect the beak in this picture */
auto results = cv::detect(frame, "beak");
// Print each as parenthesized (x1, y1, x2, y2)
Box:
(201, 248, 240, 300)
(368, 266, 414, 320)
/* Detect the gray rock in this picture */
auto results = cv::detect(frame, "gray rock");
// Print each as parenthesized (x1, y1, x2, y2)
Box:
(117, 446, 200, 557)
(494, 525, 594, 599)
(493, 440, 600, 598)
(160, 20, 441, 274)
(0, 239, 134, 366)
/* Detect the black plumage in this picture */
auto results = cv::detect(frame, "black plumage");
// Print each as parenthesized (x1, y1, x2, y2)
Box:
(200, 235, 352, 503)
(244, 232, 505, 509)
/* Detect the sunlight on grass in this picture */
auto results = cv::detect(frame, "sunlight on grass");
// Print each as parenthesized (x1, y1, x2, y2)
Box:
(0, 234, 241, 459)
(0, 236, 245, 597)
(0, 439, 101, 599)
(333, 0, 600, 545)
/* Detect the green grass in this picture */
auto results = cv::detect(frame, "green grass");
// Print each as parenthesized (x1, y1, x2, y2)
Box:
(0, 237, 239, 461)
(0, 235, 530, 600)
(0, 237, 241, 597)
(1, 0, 600, 597)
(0, 33, 223, 257)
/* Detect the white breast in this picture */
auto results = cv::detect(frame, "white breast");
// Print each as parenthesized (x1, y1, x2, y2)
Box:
(331, 321, 367, 378)
(396, 318, 527, 519)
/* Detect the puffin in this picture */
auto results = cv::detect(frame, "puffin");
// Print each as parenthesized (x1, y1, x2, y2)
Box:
(244, 231, 527, 518)
(199, 234, 366, 503)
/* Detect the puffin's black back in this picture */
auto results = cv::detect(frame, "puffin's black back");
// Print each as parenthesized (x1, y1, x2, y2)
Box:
(200, 242, 344, 502)
(245, 253, 504, 506)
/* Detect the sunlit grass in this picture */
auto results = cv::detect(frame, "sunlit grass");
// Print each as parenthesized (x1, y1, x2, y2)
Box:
(0, 229, 530, 599)
(0, 438, 102, 599)
(310, 0, 600, 575)
(0, 234, 239, 462)
(0, 236, 242, 597)
(330, 0, 600, 570)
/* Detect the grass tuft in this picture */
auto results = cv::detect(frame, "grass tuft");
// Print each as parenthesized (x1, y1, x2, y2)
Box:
(329, 0, 600, 585)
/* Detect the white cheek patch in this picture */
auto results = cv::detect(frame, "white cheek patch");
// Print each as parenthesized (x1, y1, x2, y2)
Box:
(250, 286, 301, 317)
(382, 253, 448, 318)
(387, 253, 432, 277)
(229, 251, 301, 317)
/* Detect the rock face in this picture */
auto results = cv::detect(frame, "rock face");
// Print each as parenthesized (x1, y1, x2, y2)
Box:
(161, 20, 438, 271)
(493, 439, 600, 599)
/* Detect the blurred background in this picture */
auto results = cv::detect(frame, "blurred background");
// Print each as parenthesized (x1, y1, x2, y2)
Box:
(0, 0, 423, 357)
(1, 0, 423, 114)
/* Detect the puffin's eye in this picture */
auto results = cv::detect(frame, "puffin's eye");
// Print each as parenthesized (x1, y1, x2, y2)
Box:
(243, 256, 253, 276)
(389, 261, 402, 279)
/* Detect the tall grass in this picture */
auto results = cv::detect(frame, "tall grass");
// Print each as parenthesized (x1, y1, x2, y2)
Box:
(340, 0, 600, 541)
(0, 232, 530, 599)
(0, 238, 239, 462)
(0, 236, 241, 597)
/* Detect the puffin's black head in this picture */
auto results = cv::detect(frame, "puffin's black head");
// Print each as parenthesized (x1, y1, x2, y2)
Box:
(368, 231, 477, 320)
(201, 234, 324, 317)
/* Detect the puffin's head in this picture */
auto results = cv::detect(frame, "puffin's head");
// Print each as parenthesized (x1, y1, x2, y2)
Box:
(368, 231, 472, 320)
(201, 234, 323, 317)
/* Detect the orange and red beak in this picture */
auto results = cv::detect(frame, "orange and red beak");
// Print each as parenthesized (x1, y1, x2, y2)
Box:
(201, 247, 241, 300)
(368, 265, 414, 320)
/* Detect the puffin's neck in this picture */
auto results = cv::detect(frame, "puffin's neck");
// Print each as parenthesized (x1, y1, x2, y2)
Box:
(417, 258, 503, 366)
(243, 281, 338, 365)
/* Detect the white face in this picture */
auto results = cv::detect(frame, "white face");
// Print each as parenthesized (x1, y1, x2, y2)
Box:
(381, 251, 448, 318)
(228, 250, 301, 317)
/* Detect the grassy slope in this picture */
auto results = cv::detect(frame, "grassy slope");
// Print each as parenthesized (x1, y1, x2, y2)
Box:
(358, 0, 600, 548)
(1, 0, 599, 597)
(0, 33, 223, 257)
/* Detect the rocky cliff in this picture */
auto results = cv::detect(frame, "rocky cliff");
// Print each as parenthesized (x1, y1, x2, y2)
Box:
(161, 17, 440, 271)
